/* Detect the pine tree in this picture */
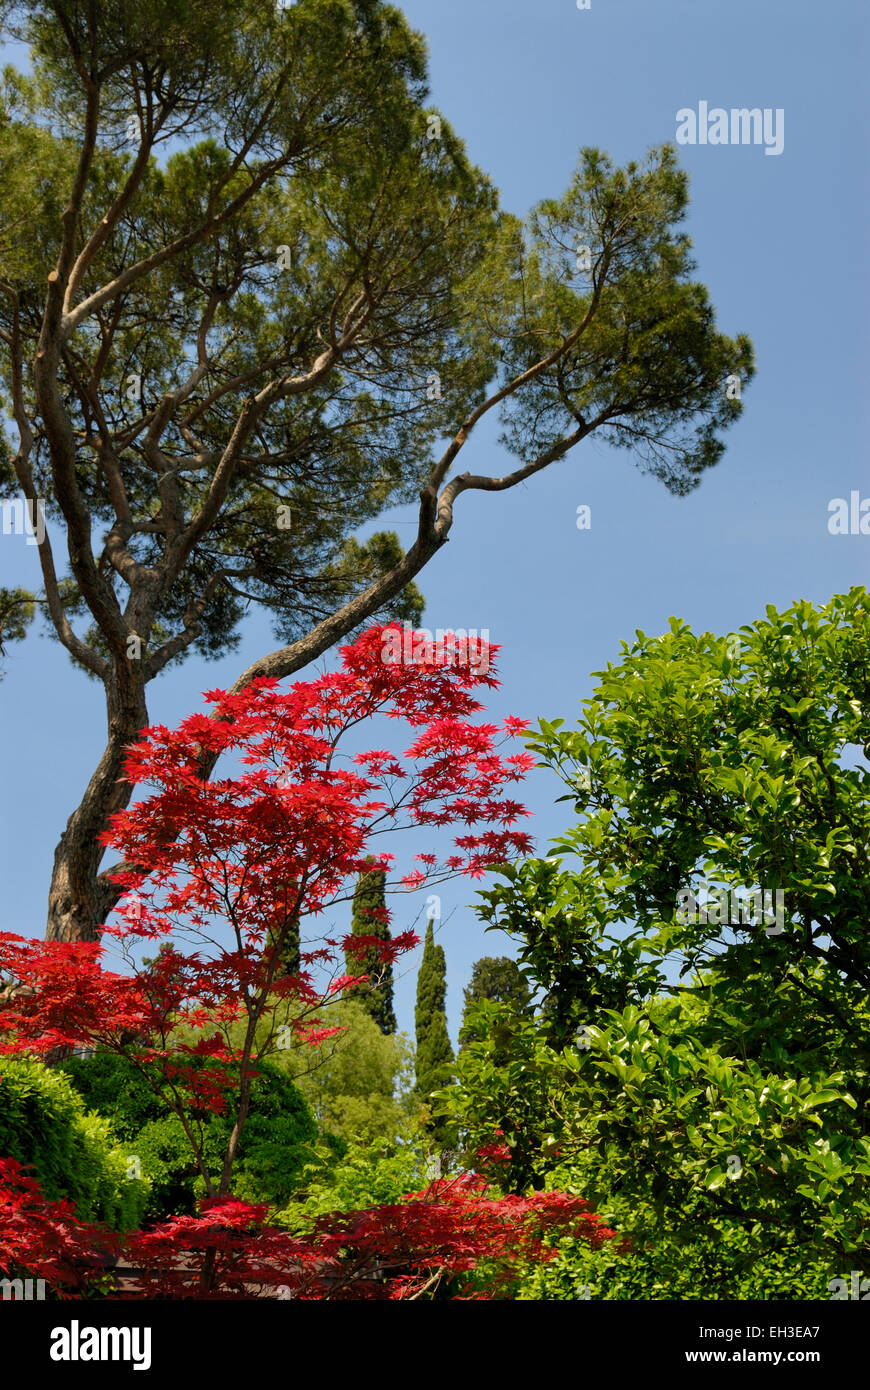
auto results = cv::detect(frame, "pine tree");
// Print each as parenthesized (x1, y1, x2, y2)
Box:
(414, 922, 455, 1105)
(345, 862, 396, 1035)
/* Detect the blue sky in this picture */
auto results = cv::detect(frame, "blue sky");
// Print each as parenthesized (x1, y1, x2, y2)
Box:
(1, 0, 867, 1045)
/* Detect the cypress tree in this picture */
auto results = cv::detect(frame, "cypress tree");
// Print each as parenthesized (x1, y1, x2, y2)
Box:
(266, 915, 300, 979)
(414, 922, 455, 1103)
(345, 862, 396, 1035)
(266, 880, 300, 979)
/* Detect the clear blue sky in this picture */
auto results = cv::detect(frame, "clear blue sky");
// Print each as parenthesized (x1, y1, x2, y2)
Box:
(1, 0, 867, 1044)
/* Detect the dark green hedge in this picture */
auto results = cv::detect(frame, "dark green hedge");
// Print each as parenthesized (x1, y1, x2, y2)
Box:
(60, 1052, 319, 1217)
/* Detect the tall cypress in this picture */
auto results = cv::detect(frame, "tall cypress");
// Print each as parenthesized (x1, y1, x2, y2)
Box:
(266, 915, 300, 978)
(345, 861, 396, 1034)
(414, 922, 455, 1103)
(266, 880, 300, 978)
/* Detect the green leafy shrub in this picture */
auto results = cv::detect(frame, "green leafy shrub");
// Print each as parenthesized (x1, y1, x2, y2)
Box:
(0, 1057, 149, 1229)
(516, 1221, 837, 1301)
(447, 592, 870, 1298)
(59, 1052, 166, 1141)
(61, 1051, 318, 1217)
(449, 998, 869, 1291)
(274, 1140, 426, 1233)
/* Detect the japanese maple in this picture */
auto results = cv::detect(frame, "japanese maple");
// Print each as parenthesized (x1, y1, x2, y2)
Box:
(0, 1158, 118, 1297)
(0, 625, 537, 1288)
(0, 1159, 618, 1301)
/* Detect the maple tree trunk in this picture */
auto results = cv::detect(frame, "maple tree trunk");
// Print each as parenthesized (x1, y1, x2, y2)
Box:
(45, 671, 148, 943)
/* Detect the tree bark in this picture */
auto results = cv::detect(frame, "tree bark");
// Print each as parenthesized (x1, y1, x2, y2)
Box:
(46, 668, 148, 943)
(42, 428, 594, 943)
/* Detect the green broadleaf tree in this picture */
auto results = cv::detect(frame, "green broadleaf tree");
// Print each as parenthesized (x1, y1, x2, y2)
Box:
(273, 998, 418, 1149)
(449, 589, 870, 1287)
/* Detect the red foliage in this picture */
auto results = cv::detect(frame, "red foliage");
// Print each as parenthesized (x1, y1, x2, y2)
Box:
(295, 1176, 617, 1301)
(0, 1158, 118, 1296)
(0, 626, 614, 1298)
(0, 624, 532, 1125)
(0, 1162, 616, 1301)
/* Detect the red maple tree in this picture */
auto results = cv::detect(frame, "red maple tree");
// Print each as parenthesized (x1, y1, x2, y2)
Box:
(0, 625, 619, 1297)
(0, 1159, 617, 1300)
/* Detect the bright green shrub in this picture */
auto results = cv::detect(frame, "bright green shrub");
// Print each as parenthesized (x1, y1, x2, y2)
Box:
(0, 1057, 149, 1229)
(274, 1140, 426, 1233)
(516, 1219, 838, 1301)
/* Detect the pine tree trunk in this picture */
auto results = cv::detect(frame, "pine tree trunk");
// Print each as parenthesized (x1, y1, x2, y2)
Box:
(45, 671, 148, 943)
